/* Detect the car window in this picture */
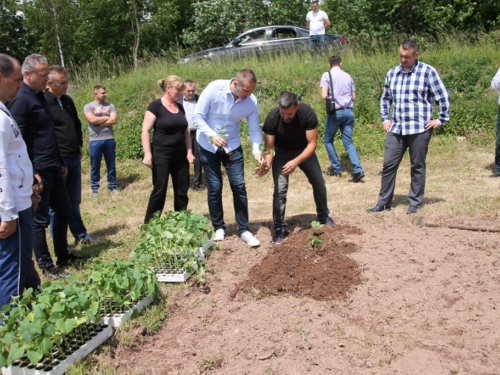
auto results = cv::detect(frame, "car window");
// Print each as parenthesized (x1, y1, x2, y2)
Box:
(239, 30, 267, 44)
(272, 28, 297, 39)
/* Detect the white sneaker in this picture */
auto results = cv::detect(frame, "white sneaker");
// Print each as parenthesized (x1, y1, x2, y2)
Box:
(240, 231, 260, 247)
(213, 228, 225, 241)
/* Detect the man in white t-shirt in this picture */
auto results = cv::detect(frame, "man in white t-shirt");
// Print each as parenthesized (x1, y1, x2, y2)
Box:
(306, 1, 331, 51)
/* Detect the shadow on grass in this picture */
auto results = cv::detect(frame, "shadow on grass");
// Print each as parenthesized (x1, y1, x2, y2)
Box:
(118, 173, 142, 190)
(392, 194, 446, 208)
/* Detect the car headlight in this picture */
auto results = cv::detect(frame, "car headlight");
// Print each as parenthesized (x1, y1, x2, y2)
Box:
(178, 57, 190, 64)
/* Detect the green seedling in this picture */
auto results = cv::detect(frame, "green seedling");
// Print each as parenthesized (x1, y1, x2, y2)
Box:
(309, 221, 324, 248)
(209, 127, 229, 144)
(254, 144, 272, 178)
(131, 210, 213, 281)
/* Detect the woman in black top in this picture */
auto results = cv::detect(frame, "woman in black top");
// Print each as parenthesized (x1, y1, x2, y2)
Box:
(141, 75, 194, 223)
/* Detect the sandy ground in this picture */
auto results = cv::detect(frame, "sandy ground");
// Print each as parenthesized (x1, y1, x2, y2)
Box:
(106, 211, 500, 375)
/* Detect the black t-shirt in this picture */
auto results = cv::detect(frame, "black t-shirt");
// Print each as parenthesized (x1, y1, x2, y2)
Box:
(147, 99, 188, 151)
(262, 103, 318, 151)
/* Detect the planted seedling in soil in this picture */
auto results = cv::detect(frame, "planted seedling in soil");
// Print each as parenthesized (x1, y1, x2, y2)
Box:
(309, 221, 324, 248)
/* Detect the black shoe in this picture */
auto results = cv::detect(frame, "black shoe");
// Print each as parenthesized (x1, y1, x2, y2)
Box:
(272, 228, 289, 244)
(349, 171, 365, 183)
(42, 265, 71, 279)
(321, 216, 338, 226)
(367, 204, 391, 213)
(490, 173, 500, 178)
(323, 168, 342, 177)
(407, 206, 419, 214)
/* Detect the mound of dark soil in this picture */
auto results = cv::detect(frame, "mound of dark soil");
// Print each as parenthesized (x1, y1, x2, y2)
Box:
(230, 225, 362, 301)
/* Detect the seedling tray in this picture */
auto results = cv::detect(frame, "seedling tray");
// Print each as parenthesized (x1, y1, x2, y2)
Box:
(156, 268, 193, 283)
(101, 294, 153, 328)
(2, 324, 113, 375)
(154, 239, 213, 283)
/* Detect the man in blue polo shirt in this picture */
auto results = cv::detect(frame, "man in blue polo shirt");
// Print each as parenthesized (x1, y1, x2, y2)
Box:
(368, 40, 450, 214)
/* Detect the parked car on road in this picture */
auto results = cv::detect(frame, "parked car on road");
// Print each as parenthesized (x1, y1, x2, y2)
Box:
(178, 25, 348, 64)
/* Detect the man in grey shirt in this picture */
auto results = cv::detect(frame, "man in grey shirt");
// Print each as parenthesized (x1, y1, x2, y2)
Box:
(83, 85, 118, 196)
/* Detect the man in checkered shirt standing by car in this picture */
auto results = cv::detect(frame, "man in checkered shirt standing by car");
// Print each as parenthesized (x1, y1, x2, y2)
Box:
(368, 39, 450, 215)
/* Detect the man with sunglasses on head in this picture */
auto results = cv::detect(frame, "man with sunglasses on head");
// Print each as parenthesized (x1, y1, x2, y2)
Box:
(192, 69, 265, 247)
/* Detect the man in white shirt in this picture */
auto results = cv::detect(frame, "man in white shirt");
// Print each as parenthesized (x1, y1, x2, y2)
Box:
(192, 69, 264, 247)
(306, 1, 331, 51)
(0, 54, 40, 309)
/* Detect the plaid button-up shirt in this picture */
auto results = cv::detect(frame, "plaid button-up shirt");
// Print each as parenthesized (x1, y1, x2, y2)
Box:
(380, 60, 450, 135)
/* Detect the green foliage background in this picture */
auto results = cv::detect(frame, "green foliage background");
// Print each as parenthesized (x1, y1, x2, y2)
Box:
(70, 34, 499, 161)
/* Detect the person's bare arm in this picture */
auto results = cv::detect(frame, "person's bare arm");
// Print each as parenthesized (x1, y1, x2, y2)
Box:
(141, 111, 156, 168)
(101, 112, 117, 126)
(85, 112, 109, 125)
(324, 18, 331, 30)
(282, 129, 317, 176)
(321, 86, 329, 101)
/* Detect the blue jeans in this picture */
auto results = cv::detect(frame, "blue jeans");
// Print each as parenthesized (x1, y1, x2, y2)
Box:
(50, 157, 88, 240)
(324, 109, 363, 174)
(495, 107, 500, 174)
(0, 208, 34, 310)
(272, 148, 330, 228)
(89, 139, 117, 190)
(308, 34, 325, 51)
(199, 146, 249, 235)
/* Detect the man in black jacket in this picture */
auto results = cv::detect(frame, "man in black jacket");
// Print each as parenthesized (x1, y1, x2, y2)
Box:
(45, 65, 95, 246)
(177, 80, 203, 190)
(6, 54, 78, 278)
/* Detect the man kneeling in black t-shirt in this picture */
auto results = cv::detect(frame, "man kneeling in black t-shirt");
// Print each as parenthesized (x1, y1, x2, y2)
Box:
(259, 91, 337, 244)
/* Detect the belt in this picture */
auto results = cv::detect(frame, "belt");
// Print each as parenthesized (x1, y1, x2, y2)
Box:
(337, 107, 353, 110)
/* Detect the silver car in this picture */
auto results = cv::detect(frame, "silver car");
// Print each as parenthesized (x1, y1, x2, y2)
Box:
(179, 25, 348, 64)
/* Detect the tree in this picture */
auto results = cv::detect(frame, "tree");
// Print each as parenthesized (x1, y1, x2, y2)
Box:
(21, 0, 81, 65)
(268, 0, 309, 27)
(182, 0, 269, 49)
(0, 0, 34, 60)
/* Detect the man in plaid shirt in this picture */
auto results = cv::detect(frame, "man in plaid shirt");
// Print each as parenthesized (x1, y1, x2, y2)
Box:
(368, 39, 450, 214)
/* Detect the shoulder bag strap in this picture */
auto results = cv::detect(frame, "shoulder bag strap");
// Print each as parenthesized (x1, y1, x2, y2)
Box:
(328, 70, 335, 106)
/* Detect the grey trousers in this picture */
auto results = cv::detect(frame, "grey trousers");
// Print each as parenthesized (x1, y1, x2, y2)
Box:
(377, 130, 433, 207)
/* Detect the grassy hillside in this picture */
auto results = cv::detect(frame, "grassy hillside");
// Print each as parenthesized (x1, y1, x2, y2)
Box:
(70, 33, 500, 162)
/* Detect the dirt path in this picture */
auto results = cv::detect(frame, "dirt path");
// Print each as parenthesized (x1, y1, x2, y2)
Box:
(109, 213, 500, 374)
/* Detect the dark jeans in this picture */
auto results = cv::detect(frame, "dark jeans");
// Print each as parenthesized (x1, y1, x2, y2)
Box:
(308, 34, 325, 51)
(89, 139, 117, 190)
(199, 146, 249, 235)
(272, 148, 330, 229)
(190, 130, 203, 188)
(495, 107, 500, 174)
(50, 156, 87, 240)
(33, 169, 71, 269)
(0, 208, 34, 309)
(377, 130, 433, 207)
(324, 109, 363, 174)
(144, 147, 189, 224)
